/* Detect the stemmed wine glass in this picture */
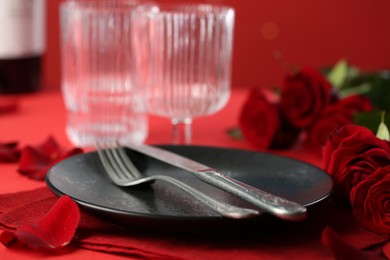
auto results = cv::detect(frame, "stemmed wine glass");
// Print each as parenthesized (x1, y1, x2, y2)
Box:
(133, 3, 235, 143)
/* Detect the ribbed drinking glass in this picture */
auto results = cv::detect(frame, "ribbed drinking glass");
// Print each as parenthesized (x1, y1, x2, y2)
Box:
(133, 4, 235, 143)
(60, 0, 148, 148)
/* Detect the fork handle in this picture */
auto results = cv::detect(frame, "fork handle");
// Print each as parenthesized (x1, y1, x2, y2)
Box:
(193, 171, 307, 221)
(151, 175, 259, 219)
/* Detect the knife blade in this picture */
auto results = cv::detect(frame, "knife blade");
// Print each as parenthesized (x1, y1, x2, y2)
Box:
(125, 144, 307, 221)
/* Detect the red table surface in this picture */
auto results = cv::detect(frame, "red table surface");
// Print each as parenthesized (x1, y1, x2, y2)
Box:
(0, 88, 334, 259)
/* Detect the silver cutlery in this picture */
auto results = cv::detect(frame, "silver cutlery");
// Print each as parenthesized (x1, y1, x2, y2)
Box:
(123, 144, 308, 221)
(96, 142, 260, 219)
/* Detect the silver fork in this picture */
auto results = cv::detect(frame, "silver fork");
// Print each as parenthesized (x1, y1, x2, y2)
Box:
(96, 142, 260, 219)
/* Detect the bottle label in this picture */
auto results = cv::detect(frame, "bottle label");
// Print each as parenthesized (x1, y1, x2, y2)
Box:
(0, 0, 45, 58)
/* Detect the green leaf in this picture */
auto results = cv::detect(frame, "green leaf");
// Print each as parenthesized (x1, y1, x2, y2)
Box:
(327, 59, 349, 89)
(338, 83, 371, 98)
(364, 71, 390, 111)
(354, 111, 390, 133)
(347, 65, 360, 79)
(376, 112, 390, 141)
(337, 69, 390, 110)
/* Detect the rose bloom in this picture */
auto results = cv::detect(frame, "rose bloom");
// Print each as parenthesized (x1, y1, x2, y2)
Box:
(350, 165, 390, 237)
(305, 103, 354, 154)
(305, 94, 372, 154)
(280, 68, 333, 129)
(239, 88, 280, 149)
(323, 124, 390, 201)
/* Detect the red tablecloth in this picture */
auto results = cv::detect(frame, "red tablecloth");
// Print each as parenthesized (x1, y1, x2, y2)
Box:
(0, 89, 385, 259)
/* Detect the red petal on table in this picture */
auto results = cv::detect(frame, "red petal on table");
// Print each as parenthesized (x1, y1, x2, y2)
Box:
(0, 231, 18, 247)
(18, 146, 52, 180)
(18, 136, 83, 180)
(0, 141, 20, 162)
(322, 226, 385, 260)
(0, 97, 18, 115)
(35, 136, 62, 161)
(14, 195, 80, 250)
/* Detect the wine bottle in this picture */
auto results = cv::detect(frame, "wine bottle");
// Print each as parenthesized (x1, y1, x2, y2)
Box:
(0, 0, 45, 94)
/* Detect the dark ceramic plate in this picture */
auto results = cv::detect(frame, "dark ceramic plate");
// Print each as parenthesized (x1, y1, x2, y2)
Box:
(46, 145, 333, 231)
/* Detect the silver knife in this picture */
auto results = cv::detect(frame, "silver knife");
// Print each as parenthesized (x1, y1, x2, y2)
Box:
(125, 144, 307, 221)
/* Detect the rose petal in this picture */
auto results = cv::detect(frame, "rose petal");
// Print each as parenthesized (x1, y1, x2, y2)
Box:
(14, 195, 80, 250)
(321, 226, 385, 260)
(0, 231, 18, 247)
(330, 148, 390, 201)
(338, 95, 373, 113)
(0, 141, 20, 162)
(322, 124, 390, 201)
(350, 166, 390, 237)
(305, 103, 353, 155)
(35, 136, 62, 161)
(323, 124, 389, 172)
(18, 146, 52, 179)
(18, 136, 83, 180)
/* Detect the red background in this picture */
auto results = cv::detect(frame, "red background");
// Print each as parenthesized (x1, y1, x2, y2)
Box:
(44, 0, 390, 90)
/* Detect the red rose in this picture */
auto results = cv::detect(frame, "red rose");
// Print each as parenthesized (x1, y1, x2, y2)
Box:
(323, 124, 390, 201)
(239, 88, 280, 149)
(338, 94, 373, 112)
(321, 226, 383, 259)
(305, 94, 371, 154)
(305, 103, 354, 154)
(350, 165, 390, 237)
(280, 68, 333, 129)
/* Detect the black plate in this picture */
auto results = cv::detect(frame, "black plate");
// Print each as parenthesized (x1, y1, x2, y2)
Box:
(46, 145, 333, 232)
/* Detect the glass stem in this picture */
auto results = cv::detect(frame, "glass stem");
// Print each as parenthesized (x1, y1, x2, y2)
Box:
(171, 118, 192, 144)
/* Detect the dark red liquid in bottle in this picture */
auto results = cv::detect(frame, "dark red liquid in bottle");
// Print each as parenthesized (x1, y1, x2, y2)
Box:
(0, 55, 41, 94)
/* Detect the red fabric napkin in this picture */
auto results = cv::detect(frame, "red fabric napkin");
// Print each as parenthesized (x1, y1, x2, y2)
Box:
(0, 187, 387, 259)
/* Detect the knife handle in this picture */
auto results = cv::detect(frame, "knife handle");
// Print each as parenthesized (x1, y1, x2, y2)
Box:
(195, 170, 307, 221)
